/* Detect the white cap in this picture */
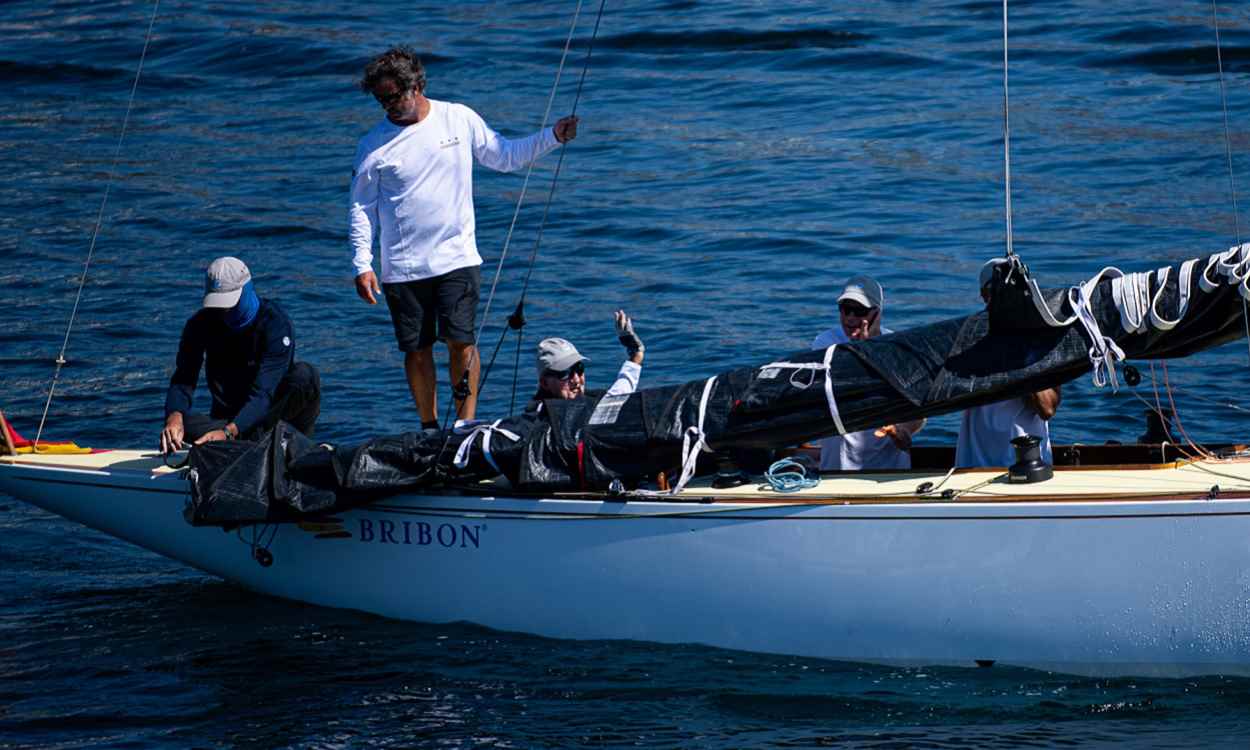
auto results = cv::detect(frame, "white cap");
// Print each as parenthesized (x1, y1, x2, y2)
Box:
(979, 258, 1012, 290)
(203, 257, 251, 308)
(837, 275, 884, 310)
(535, 337, 589, 377)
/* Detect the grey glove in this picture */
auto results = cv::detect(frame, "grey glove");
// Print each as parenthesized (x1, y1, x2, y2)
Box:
(615, 310, 644, 356)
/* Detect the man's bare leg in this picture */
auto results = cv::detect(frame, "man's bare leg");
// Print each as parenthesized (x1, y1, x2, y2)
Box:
(447, 340, 479, 421)
(405, 348, 438, 424)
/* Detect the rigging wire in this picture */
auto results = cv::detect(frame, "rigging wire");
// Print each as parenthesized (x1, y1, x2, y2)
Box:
(479, 0, 610, 408)
(511, 323, 525, 413)
(1209, 0, 1250, 368)
(512, 0, 607, 309)
(429, 0, 608, 477)
(1211, 1, 1243, 247)
(431, 0, 593, 457)
(1123, 3, 1250, 456)
(34, 0, 161, 450)
(474, 0, 586, 354)
(1000, 0, 1015, 258)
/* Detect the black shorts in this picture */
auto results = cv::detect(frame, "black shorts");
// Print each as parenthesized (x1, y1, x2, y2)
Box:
(383, 266, 480, 351)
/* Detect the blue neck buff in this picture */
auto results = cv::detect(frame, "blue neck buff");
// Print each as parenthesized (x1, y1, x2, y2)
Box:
(224, 282, 260, 330)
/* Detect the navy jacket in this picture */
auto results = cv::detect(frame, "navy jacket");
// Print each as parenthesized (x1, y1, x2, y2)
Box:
(163, 299, 295, 435)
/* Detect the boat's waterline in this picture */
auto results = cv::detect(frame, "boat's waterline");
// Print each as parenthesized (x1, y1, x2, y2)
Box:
(4, 449, 1250, 677)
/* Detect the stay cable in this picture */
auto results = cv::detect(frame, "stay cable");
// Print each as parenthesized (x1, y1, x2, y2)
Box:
(34, 0, 161, 448)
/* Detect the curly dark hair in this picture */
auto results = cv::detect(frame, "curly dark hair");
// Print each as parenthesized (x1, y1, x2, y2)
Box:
(360, 46, 427, 94)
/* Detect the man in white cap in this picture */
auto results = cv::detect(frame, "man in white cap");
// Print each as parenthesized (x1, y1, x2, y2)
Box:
(159, 257, 321, 453)
(955, 259, 1061, 467)
(812, 274, 885, 347)
(810, 275, 923, 470)
(530, 311, 644, 409)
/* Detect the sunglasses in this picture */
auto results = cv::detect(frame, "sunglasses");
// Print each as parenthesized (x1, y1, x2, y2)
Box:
(838, 302, 875, 317)
(374, 88, 409, 107)
(546, 361, 585, 381)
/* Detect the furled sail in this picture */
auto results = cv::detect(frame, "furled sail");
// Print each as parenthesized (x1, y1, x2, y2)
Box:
(185, 244, 1250, 526)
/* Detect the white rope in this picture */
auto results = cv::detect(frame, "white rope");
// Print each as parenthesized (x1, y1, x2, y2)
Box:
(670, 376, 717, 494)
(1001, 0, 1015, 258)
(34, 0, 161, 449)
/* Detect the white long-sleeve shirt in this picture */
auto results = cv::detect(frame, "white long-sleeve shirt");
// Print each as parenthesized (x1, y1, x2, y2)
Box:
(350, 99, 560, 283)
(604, 360, 641, 397)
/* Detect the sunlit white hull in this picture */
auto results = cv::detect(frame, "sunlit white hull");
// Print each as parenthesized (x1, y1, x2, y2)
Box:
(4, 450, 1250, 677)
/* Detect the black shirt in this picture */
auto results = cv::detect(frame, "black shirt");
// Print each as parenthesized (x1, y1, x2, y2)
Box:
(163, 299, 295, 435)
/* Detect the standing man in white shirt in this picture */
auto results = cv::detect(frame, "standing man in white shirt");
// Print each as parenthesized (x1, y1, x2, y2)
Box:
(810, 276, 923, 471)
(350, 46, 579, 429)
(955, 259, 1062, 467)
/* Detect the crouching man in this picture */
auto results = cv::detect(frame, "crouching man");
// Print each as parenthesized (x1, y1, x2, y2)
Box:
(160, 257, 320, 453)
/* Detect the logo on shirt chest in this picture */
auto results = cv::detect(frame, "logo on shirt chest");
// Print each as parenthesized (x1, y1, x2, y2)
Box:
(439, 136, 461, 149)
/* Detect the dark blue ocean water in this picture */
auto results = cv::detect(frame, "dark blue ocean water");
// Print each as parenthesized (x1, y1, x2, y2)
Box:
(4, 0, 1250, 746)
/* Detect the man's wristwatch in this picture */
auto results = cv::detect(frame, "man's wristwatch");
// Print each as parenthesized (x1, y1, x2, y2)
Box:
(224, 424, 238, 440)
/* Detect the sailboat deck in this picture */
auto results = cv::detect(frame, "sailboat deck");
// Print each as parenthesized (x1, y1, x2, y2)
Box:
(5, 448, 1250, 504)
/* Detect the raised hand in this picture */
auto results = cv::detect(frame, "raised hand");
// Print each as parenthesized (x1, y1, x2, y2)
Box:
(615, 309, 644, 360)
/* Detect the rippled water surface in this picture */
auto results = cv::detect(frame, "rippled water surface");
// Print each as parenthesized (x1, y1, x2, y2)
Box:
(3, 1, 1250, 746)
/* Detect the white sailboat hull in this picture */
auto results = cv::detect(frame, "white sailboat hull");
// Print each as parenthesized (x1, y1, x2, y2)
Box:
(4, 450, 1250, 676)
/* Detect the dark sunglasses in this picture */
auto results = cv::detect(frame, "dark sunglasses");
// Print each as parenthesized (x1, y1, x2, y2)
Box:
(546, 361, 585, 381)
(374, 88, 409, 107)
(838, 302, 874, 317)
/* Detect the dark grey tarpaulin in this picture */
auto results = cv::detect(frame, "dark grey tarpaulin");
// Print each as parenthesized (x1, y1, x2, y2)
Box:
(186, 247, 1250, 526)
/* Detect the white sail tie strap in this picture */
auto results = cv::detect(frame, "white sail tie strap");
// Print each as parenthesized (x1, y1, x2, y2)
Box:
(1200, 243, 1250, 300)
(1215, 242, 1250, 278)
(671, 376, 718, 495)
(759, 345, 846, 436)
(1230, 242, 1250, 301)
(1199, 250, 1225, 292)
(1110, 269, 1149, 334)
(452, 420, 520, 474)
(1148, 259, 1199, 331)
(1021, 271, 1078, 327)
(821, 344, 847, 436)
(1069, 270, 1127, 391)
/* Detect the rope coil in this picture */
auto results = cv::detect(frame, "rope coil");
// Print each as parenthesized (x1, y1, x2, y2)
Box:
(765, 458, 821, 493)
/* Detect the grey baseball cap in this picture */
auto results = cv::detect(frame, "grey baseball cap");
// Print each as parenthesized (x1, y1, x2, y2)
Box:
(837, 275, 884, 310)
(535, 337, 589, 377)
(203, 256, 252, 308)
